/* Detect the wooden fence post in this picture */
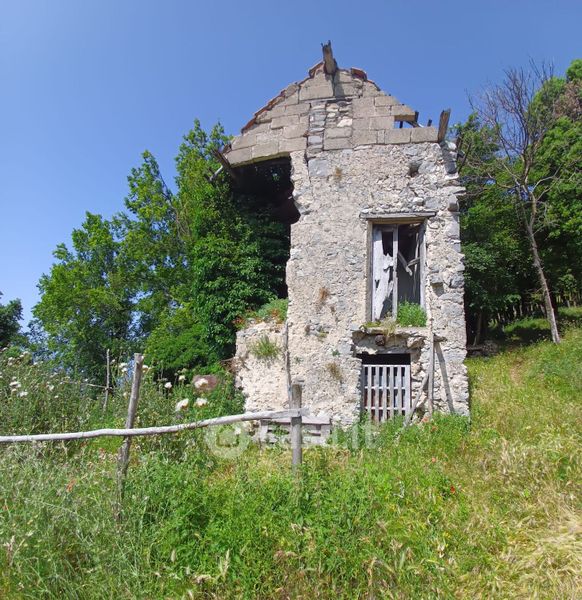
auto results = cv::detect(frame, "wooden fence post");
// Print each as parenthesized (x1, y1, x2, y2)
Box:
(116, 353, 144, 515)
(427, 331, 435, 418)
(290, 380, 303, 472)
(102, 349, 111, 412)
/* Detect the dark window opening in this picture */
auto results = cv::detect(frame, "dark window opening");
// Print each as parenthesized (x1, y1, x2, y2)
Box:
(371, 222, 425, 321)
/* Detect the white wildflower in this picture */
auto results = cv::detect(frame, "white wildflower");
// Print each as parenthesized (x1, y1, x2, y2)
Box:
(121, 367, 128, 374)
(18, 391, 28, 398)
(142, 365, 150, 373)
(164, 382, 172, 390)
(194, 377, 208, 389)
(119, 362, 128, 369)
(9, 381, 20, 388)
(47, 384, 55, 392)
(178, 374, 186, 382)
(175, 398, 190, 412)
(195, 397, 208, 408)
(54, 395, 59, 399)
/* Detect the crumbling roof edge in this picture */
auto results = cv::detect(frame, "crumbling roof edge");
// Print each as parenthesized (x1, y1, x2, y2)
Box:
(239, 64, 378, 135)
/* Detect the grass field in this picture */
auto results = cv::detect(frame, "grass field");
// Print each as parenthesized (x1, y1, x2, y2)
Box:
(0, 318, 580, 598)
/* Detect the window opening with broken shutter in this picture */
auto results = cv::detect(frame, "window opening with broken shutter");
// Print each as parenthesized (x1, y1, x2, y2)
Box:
(370, 222, 425, 320)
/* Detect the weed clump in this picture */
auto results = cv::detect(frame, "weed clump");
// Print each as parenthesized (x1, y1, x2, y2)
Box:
(237, 299, 288, 329)
(325, 361, 343, 382)
(396, 302, 427, 327)
(248, 335, 280, 360)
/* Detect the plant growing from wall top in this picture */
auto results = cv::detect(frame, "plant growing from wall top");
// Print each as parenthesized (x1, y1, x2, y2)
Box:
(249, 335, 280, 361)
(396, 302, 427, 327)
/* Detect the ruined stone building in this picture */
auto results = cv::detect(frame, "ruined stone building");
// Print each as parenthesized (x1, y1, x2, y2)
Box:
(226, 45, 469, 431)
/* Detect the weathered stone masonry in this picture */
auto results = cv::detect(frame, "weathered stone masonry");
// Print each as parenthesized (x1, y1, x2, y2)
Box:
(230, 54, 469, 425)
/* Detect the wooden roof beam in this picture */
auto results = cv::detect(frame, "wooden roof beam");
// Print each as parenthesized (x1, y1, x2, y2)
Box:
(438, 109, 451, 142)
(322, 41, 337, 76)
(211, 149, 241, 186)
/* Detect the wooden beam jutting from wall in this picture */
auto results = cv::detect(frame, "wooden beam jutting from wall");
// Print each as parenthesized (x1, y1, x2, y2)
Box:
(211, 149, 241, 185)
(322, 40, 337, 76)
(438, 109, 451, 142)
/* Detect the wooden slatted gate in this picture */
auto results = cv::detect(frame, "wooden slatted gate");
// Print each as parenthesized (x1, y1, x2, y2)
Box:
(361, 358, 411, 421)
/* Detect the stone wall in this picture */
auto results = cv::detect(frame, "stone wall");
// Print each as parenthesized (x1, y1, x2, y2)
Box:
(231, 62, 469, 424)
(234, 321, 288, 412)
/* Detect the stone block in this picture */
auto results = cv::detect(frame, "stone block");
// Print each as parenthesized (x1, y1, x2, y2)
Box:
(353, 97, 376, 109)
(353, 130, 377, 145)
(384, 129, 412, 144)
(375, 95, 399, 106)
(281, 91, 299, 106)
(308, 70, 330, 85)
(324, 137, 352, 150)
(252, 141, 280, 160)
(267, 105, 287, 119)
(337, 116, 353, 128)
(256, 132, 275, 144)
(283, 123, 307, 139)
(280, 137, 306, 152)
(390, 104, 416, 119)
(336, 70, 357, 84)
(308, 157, 331, 177)
(325, 127, 352, 139)
(255, 111, 273, 124)
(352, 117, 372, 130)
(368, 116, 394, 130)
(362, 82, 381, 97)
(299, 84, 334, 101)
(230, 133, 255, 151)
(245, 122, 271, 135)
(373, 105, 393, 117)
(271, 115, 300, 129)
(352, 97, 375, 118)
(334, 82, 360, 97)
(445, 221, 460, 238)
(283, 83, 299, 97)
(284, 103, 310, 116)
(411, 127, 439, 143)
(226, 147, 252, 165)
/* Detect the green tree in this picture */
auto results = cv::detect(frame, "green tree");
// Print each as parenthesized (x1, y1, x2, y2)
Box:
(457, 115, 535, 342)
(0, 292, 23, 347)
(34, 120, 289, 377)
(176, 121, 288, 359)
(463, 60, 581, 343)
(534, 60, 582, 305)
(33, 213, 134, 378)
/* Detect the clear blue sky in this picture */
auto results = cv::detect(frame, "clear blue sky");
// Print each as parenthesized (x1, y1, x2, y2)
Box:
(1, 0, 580, 325)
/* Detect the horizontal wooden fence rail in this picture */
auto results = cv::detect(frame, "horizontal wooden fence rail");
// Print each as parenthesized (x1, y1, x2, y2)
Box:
(0, 409, 305, 444)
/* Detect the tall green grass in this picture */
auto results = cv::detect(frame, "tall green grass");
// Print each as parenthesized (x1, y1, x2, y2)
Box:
(0, 330, 580, 598)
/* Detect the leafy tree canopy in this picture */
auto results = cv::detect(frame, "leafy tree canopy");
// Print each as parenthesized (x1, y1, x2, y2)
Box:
(0, 292, 23, 347)
(33, 121, 288, 378)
